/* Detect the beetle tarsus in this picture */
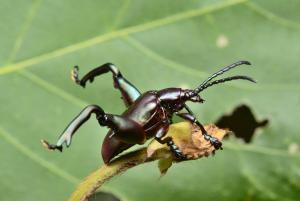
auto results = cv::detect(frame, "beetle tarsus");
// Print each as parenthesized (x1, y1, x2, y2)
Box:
(155, 136, 186, 159)
(167, 140, 186, 159)
(71, 66, 86, 88)
(177, 105, 223, 150)
(41, 140, 63, 152)
(203, 134, 223, 150)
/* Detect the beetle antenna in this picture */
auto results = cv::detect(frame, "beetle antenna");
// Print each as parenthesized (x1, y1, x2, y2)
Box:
(197, 75, 256, 92)
(194, 61, 251, 94)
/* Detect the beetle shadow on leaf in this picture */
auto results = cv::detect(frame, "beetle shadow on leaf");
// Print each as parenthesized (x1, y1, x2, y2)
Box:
(88, 191, 121, 201)
(215, 104, 268, 143)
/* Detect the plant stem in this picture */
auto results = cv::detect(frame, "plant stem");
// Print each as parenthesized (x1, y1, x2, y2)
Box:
(69, 148, 168, 201)
(68, 122, 228, 201)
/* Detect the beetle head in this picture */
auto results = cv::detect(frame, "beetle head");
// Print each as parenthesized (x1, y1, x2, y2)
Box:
(158, 88, 204, 113)
(182, 89, 205, 103)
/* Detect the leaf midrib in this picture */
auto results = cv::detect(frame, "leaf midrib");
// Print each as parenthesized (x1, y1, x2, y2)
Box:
(0, 0, 247, 75)
(1, 0, 299, 77)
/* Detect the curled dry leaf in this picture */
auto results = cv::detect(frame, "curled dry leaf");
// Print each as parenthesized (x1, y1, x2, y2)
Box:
(69, 122, 229, 201)
(147, 122, 229, 175)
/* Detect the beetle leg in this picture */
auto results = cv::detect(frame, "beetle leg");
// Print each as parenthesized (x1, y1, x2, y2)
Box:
(179, 105, 223, 150)
(71, 63, 141, 107)
(42, 105, 147, 152)
(155, 124, 186, 159)
(42, 105, 106, 151)
(156, 136, 186, 159)
(176, 112, 197, 123)
(104, 115, 147, 144)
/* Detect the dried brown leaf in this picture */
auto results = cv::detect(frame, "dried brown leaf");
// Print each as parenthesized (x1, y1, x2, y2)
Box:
(69, 122, 229, 201)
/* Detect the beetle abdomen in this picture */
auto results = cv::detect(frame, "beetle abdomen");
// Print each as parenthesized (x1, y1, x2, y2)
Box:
(101, 130, 133, 164)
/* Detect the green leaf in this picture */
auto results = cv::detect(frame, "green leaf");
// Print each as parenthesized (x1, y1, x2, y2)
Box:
(1, 0, 299, 200)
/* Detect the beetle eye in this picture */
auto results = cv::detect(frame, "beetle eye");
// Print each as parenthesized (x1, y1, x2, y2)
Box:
(190, 95, 204, 103)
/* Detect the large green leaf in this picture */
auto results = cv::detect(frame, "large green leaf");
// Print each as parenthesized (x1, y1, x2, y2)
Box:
(1, 0, 300, 200)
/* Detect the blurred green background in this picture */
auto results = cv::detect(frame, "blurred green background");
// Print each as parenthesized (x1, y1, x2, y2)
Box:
(1, 0, 300, 200)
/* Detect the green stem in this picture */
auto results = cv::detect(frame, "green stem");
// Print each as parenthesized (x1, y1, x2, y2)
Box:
(69, 148, 169, 201)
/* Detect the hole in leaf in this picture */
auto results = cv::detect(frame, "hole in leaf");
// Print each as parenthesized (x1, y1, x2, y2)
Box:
(88, 191, 121, 201)
(215, 104, 268, 143)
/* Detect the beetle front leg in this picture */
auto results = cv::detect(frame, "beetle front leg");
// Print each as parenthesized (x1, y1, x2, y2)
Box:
(177, 105, 223, 150)
(155, 124, 186, 159)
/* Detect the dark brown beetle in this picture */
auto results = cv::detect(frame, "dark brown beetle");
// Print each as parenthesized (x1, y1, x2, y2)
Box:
(43, 61, 255, 164)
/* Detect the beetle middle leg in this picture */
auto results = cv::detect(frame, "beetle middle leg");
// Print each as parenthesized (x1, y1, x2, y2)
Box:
(71, 63, 141, 107)
(177, 104, 223, 150)
(155, 123, 186, 159)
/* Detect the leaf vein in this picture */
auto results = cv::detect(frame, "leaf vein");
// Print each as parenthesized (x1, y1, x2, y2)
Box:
(123, 36, 208, 78)
(225, 142, 297, 157)
(123, 36, 256, 90)
(109, 0, 132, 31)
(6, 0, 43, 64)
(0, 125, 80, 184)
(246, 2, 300, 29)
(0, 0, 246, 75)
(18, 70, 88, 107)
(241, 169, 278, 200)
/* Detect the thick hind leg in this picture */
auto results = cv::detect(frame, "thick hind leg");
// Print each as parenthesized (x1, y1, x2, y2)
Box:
(42, 105, 106, 151)
(71, 63, 141, 106)
(42, 105, 146, 152)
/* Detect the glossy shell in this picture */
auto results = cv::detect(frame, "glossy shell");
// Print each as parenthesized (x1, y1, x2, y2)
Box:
(101, 91, 169, 163)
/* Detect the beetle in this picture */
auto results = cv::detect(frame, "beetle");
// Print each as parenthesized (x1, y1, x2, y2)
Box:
(42, 61, 255, 164)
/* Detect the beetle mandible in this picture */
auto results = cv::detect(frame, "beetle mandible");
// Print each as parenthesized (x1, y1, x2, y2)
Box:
(42, 61, 255, 163)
